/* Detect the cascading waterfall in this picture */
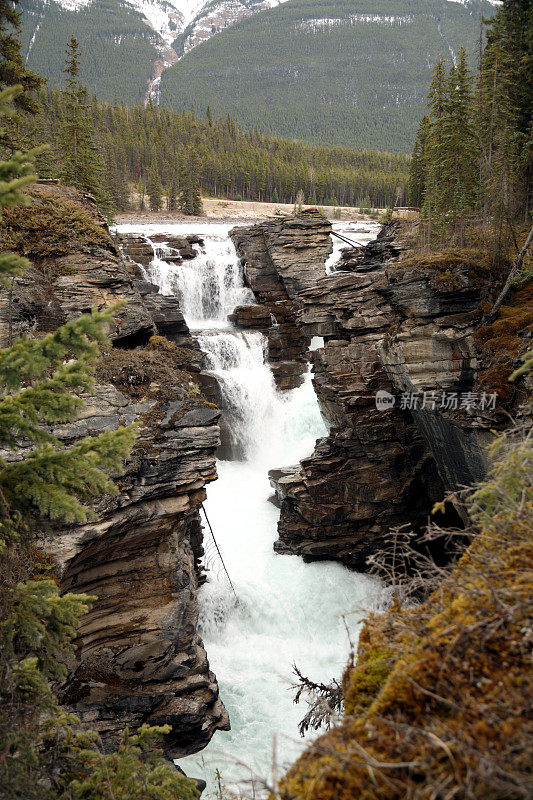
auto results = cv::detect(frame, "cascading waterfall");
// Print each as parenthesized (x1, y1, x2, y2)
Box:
(116, 221, 384, 797)
(196, 330, 281, 462)
(147, 227, 254, 329)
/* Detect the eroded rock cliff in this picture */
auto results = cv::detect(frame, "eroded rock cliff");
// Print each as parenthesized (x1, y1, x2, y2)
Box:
(232, 213, 531, 569)
(230, 210, 332, 390)
(0, 184, 229, 757)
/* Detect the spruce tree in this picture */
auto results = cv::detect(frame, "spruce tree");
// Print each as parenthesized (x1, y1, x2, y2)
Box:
(476, 0, 532, 222)
(423, 57, 448, 225)
(408, 115, 430, 208)
(59, 37, 112, 215)
(438, 48, 480, 239)
(178, 152, 203, 216)
(147, 161, 162, 211)
(0, 0, 43, 150)
(167, 177, 177, 212)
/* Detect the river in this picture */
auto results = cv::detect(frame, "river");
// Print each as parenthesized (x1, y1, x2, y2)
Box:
(116, 219, 383, 797)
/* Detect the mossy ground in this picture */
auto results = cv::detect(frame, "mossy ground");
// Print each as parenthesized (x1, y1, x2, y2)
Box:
(0, 188, 112, 259)
(476, 283, 533, 405)
(280, 434, 532, 800)
(96, 336, 201, 402)
(398, 246, 498, 277)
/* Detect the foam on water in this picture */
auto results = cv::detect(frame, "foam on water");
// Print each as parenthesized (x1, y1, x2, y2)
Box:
(115, 221, 385, 796)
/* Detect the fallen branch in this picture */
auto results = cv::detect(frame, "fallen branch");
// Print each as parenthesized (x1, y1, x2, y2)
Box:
(484, 222, 533, 324)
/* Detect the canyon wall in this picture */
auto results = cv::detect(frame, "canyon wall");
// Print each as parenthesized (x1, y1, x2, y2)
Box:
(0, 185, 229, 757)
(230, 210, 332, 390)
(231, 213, 531, 569)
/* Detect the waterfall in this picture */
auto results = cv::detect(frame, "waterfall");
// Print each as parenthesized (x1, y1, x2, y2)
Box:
(196, 330, 281, 462)
(116, 221, 384, 797)
(146, 231, 254, 329)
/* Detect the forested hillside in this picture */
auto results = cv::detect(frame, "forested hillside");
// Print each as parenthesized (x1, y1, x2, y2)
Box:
(20, 0, 158, 104)
(160, 0, 498, 152)
(18, 0, 290, 107)
(31, 91, 410, 211)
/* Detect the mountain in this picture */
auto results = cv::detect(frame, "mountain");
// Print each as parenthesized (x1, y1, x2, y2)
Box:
(19, 0, 290, 104)
(173, 1, 289, 57)
(20, 0, 159, 104)
(159, 0, 499, 152)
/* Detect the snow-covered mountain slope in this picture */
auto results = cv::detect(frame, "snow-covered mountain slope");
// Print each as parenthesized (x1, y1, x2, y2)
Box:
(173, 0, 289, 56)
(50, 0, 290, 50)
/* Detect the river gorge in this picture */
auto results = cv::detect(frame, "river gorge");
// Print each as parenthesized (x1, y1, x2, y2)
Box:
(116, 220, 384, 792)
(4, 185, 528, 800)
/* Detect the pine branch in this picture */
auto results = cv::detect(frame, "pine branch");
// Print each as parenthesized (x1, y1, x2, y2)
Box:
(0, 426, 137, 523)
(0, 357, 97, 449)
(0, 305, 123, 391)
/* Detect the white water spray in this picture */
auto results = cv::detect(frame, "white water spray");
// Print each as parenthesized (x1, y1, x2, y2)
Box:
(144, 229, 254, 329)
(116, 221, 384, 796)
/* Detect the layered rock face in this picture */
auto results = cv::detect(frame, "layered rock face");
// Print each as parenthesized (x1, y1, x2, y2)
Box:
(233, 214, 529, 569)
(230, 209, 332, 390)
(0, 185, 229, 756)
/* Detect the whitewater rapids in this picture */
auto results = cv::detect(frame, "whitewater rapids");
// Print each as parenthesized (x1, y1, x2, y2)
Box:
(116, 221, 384, 796)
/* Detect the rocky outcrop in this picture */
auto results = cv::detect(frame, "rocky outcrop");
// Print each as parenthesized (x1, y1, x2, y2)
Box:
(331, 221, 409, 272)
(121, 234, 155, 268)
(0, 184, 229, 756)
(122, 233, 202, 266)
(234, 214, 531, 569)
(230, 209, 332, 390)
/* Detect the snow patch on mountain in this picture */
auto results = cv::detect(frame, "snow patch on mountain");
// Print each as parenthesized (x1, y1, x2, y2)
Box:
(57, 0, 92, 9)
(53, 0, 289, 49)
(127, 0, 200, 46)
(297, 15, 415, 34)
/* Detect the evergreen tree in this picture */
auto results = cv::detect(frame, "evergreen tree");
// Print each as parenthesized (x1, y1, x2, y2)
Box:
(476, 0, 533, 222)
(271, 186, 279, 203)
(105, 147, 129, 212)
(178, 151, 202, 216)
(0, 0, 43, 150)
(440, 48, 479, 216)
(167, 177, 178, 212)
(423, 57, 448, 230)
(59, 37, 112, 215)
(147, 161, 162, 211)
(138, 178, 146, 211)
(408, 115, 430, 207)
(421, 55, 480, 244)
